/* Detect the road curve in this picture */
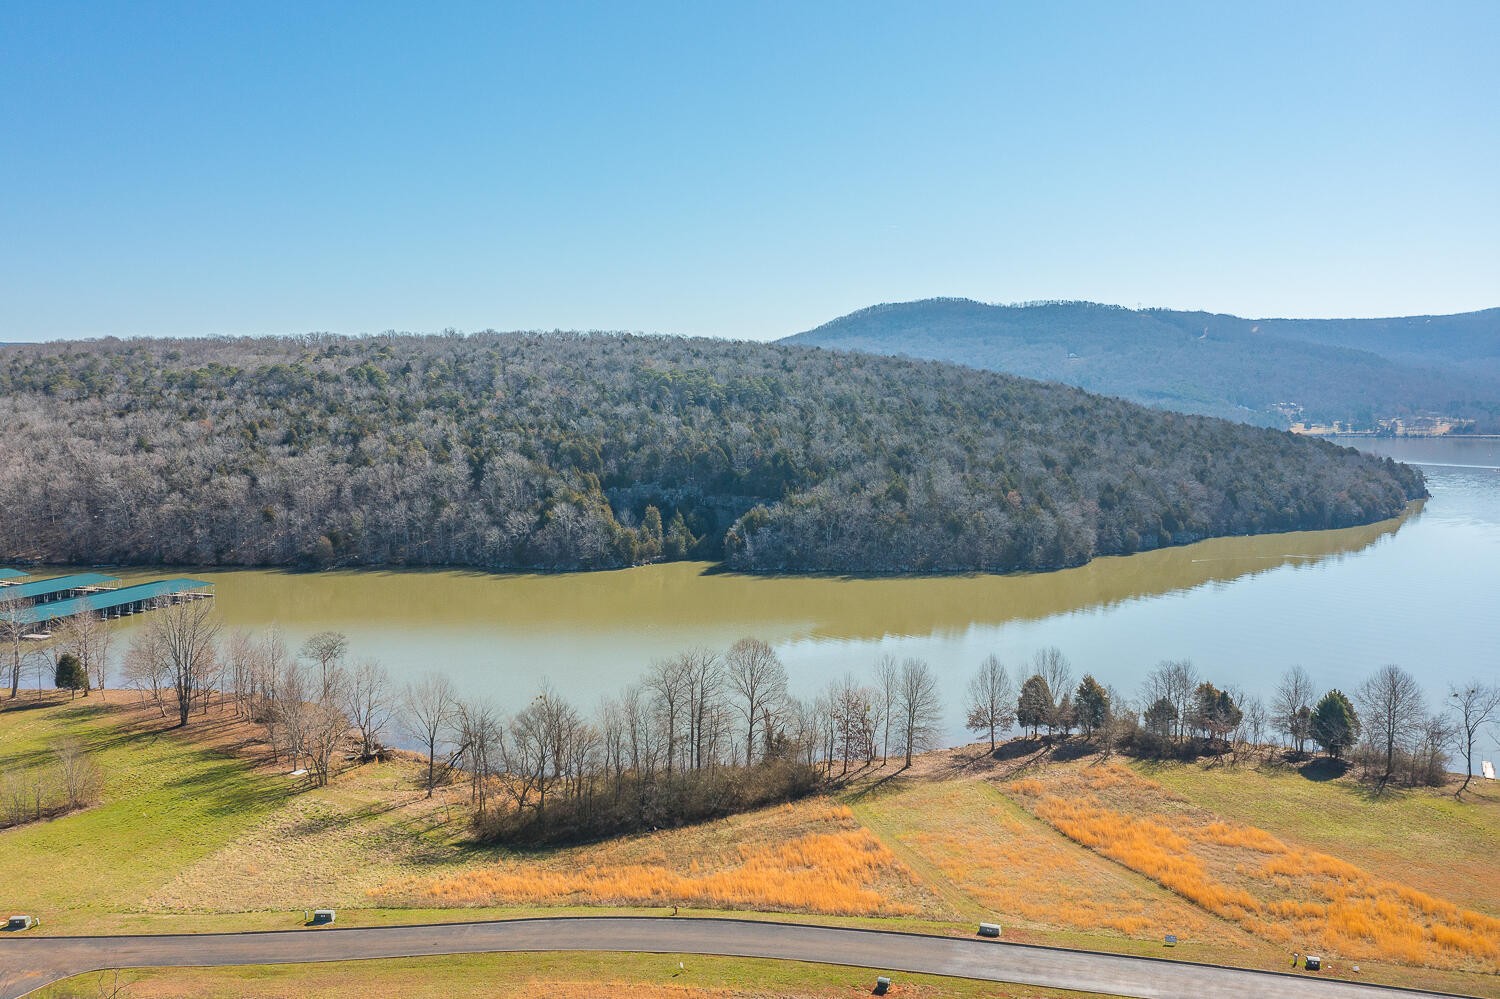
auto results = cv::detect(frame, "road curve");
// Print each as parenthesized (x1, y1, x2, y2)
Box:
(0, 916, 1478, 999)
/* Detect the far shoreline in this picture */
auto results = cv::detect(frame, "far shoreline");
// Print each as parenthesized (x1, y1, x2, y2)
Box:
(5, 499, 1424, 585)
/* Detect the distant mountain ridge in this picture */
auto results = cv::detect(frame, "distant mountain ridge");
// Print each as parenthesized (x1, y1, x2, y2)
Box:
(785, 299, 1500, 431)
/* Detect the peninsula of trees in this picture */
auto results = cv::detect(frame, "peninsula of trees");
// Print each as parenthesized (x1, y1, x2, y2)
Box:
(0, 332, 1425, 574)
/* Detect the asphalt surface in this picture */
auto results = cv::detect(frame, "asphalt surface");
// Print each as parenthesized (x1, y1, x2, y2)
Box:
(0, 916, 1477, 999)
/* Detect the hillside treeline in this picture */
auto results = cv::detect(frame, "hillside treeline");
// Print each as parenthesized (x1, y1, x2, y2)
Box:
(0, 332, 1425, 574)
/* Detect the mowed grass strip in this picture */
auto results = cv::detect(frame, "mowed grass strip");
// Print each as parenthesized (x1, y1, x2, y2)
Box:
(0, 695, 288, 925)
(32, 952, 1124, 999)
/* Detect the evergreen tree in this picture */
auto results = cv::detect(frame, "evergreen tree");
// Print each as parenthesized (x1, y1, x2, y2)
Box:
(663, 511, 697, 560)
(1075, 675, 1110, 738)
(1052, 692, 1077, 736)
(54, 652, 88, 699)
(1143, 696, 1177, 740)
(1016, 674, 1052, 738)
(1192, 681, 1242, 744)
(1311, 689, 1360, 759)
(638, 505, 664, 561)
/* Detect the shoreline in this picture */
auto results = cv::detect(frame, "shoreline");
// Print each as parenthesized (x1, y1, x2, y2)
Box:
(2, 500, 1424, 583)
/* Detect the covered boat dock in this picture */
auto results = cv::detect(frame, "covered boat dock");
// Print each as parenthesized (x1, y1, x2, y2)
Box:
(17, 578, 215, 628)
(1, 572, 120, 604)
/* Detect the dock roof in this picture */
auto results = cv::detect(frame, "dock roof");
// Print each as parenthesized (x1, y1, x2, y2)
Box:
(0, 568, 30, 582)
(2, 573, 121, 603)
(19, 578, 214, 626)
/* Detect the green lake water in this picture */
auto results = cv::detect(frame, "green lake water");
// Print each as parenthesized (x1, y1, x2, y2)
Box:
(51, 437, 1500, 753)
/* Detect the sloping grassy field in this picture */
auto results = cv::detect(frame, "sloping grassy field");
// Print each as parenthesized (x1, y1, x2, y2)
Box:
(4, 694, 1498, 997)
(0, 694, 288, 920)
(1140, 759, 1500, 918)
(1002, 761, 1499, 971)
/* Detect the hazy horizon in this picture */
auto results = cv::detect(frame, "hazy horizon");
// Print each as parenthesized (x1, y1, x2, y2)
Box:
(4, 2, 1497, 342)
(4, 295, 1499, 347)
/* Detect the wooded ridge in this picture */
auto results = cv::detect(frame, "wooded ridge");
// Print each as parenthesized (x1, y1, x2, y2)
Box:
(785, 298, 1500, 430)
(0, 332, 1425, 573)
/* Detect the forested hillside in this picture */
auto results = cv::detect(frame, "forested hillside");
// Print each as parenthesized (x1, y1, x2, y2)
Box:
(786, 299, 1500, 430)
(1254, 308, 1500, 373)
(0, 333, 1424, 574)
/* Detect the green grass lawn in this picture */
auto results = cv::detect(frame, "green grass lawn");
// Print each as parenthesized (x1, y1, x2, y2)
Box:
(0, 694, 289, 926)
(34, 952, 1120, 998)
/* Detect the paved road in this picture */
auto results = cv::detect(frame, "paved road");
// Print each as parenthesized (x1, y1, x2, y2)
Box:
(0, 916, 1477, 999)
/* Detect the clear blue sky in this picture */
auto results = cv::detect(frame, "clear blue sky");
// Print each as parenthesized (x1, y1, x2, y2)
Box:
(3, 1, 1496, 342)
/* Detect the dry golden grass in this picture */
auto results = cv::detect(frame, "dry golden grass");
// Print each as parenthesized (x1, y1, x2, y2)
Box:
(851, 778, 1251, 944)
(1145, 760, 1500, 918)
(1002, 762, 1500, 972)
(376, 800, 929, 917)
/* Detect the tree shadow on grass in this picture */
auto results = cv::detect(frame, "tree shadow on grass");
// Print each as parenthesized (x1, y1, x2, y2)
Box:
(839, 761, 915, 804)
(992, 738, 1048, 762)
(1298, 757, 1349, 782)
(978, 738, 1064, 782)
(1051, 740, 1101, 763)
(0, 692, 72, 714)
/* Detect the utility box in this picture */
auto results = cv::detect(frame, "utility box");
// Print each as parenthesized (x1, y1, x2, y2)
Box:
(1305, 955, 1321, 971)
(873, 976, 892, 995)
(312, 909, 336, 924)
(978, 922, 1002, 938)
(7, 915, 35, 931)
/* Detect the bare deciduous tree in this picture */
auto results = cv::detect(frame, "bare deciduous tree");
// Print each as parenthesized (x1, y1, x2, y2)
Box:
(1239, 692, 1269, 762)
(1273, 665, 1316, 755)
(726, 637, 787, 766)
(455, 698, 502, 819)
(122, 627, 170, 717)
(305, 665, 350, 788)
(1357, 664, 1426, 784)
(1143, 659, 1198, 743)
(965, 654, 1015, 752)
(896, 657, 943, 768)
(59, 599, 113, 698)
(826, 673, 874, 775)
(300, 630, 349, 698)
(146, 598, 223, 727)
(222, 630, 258, 718)
(874, 654, 899, 763)
(254, 628, 292, 762)
(646, 655, 690, 776)
(2, 592, 33, 699)
(403, 672, 457, 797)
(273, 661, 312, 771)
(53, 737, 103, 810)
(1032, 648, 1073, 706)
(1448, 680, 1500, 796)
(344, 657, 393, 760)
(681, 648, 725, 772)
